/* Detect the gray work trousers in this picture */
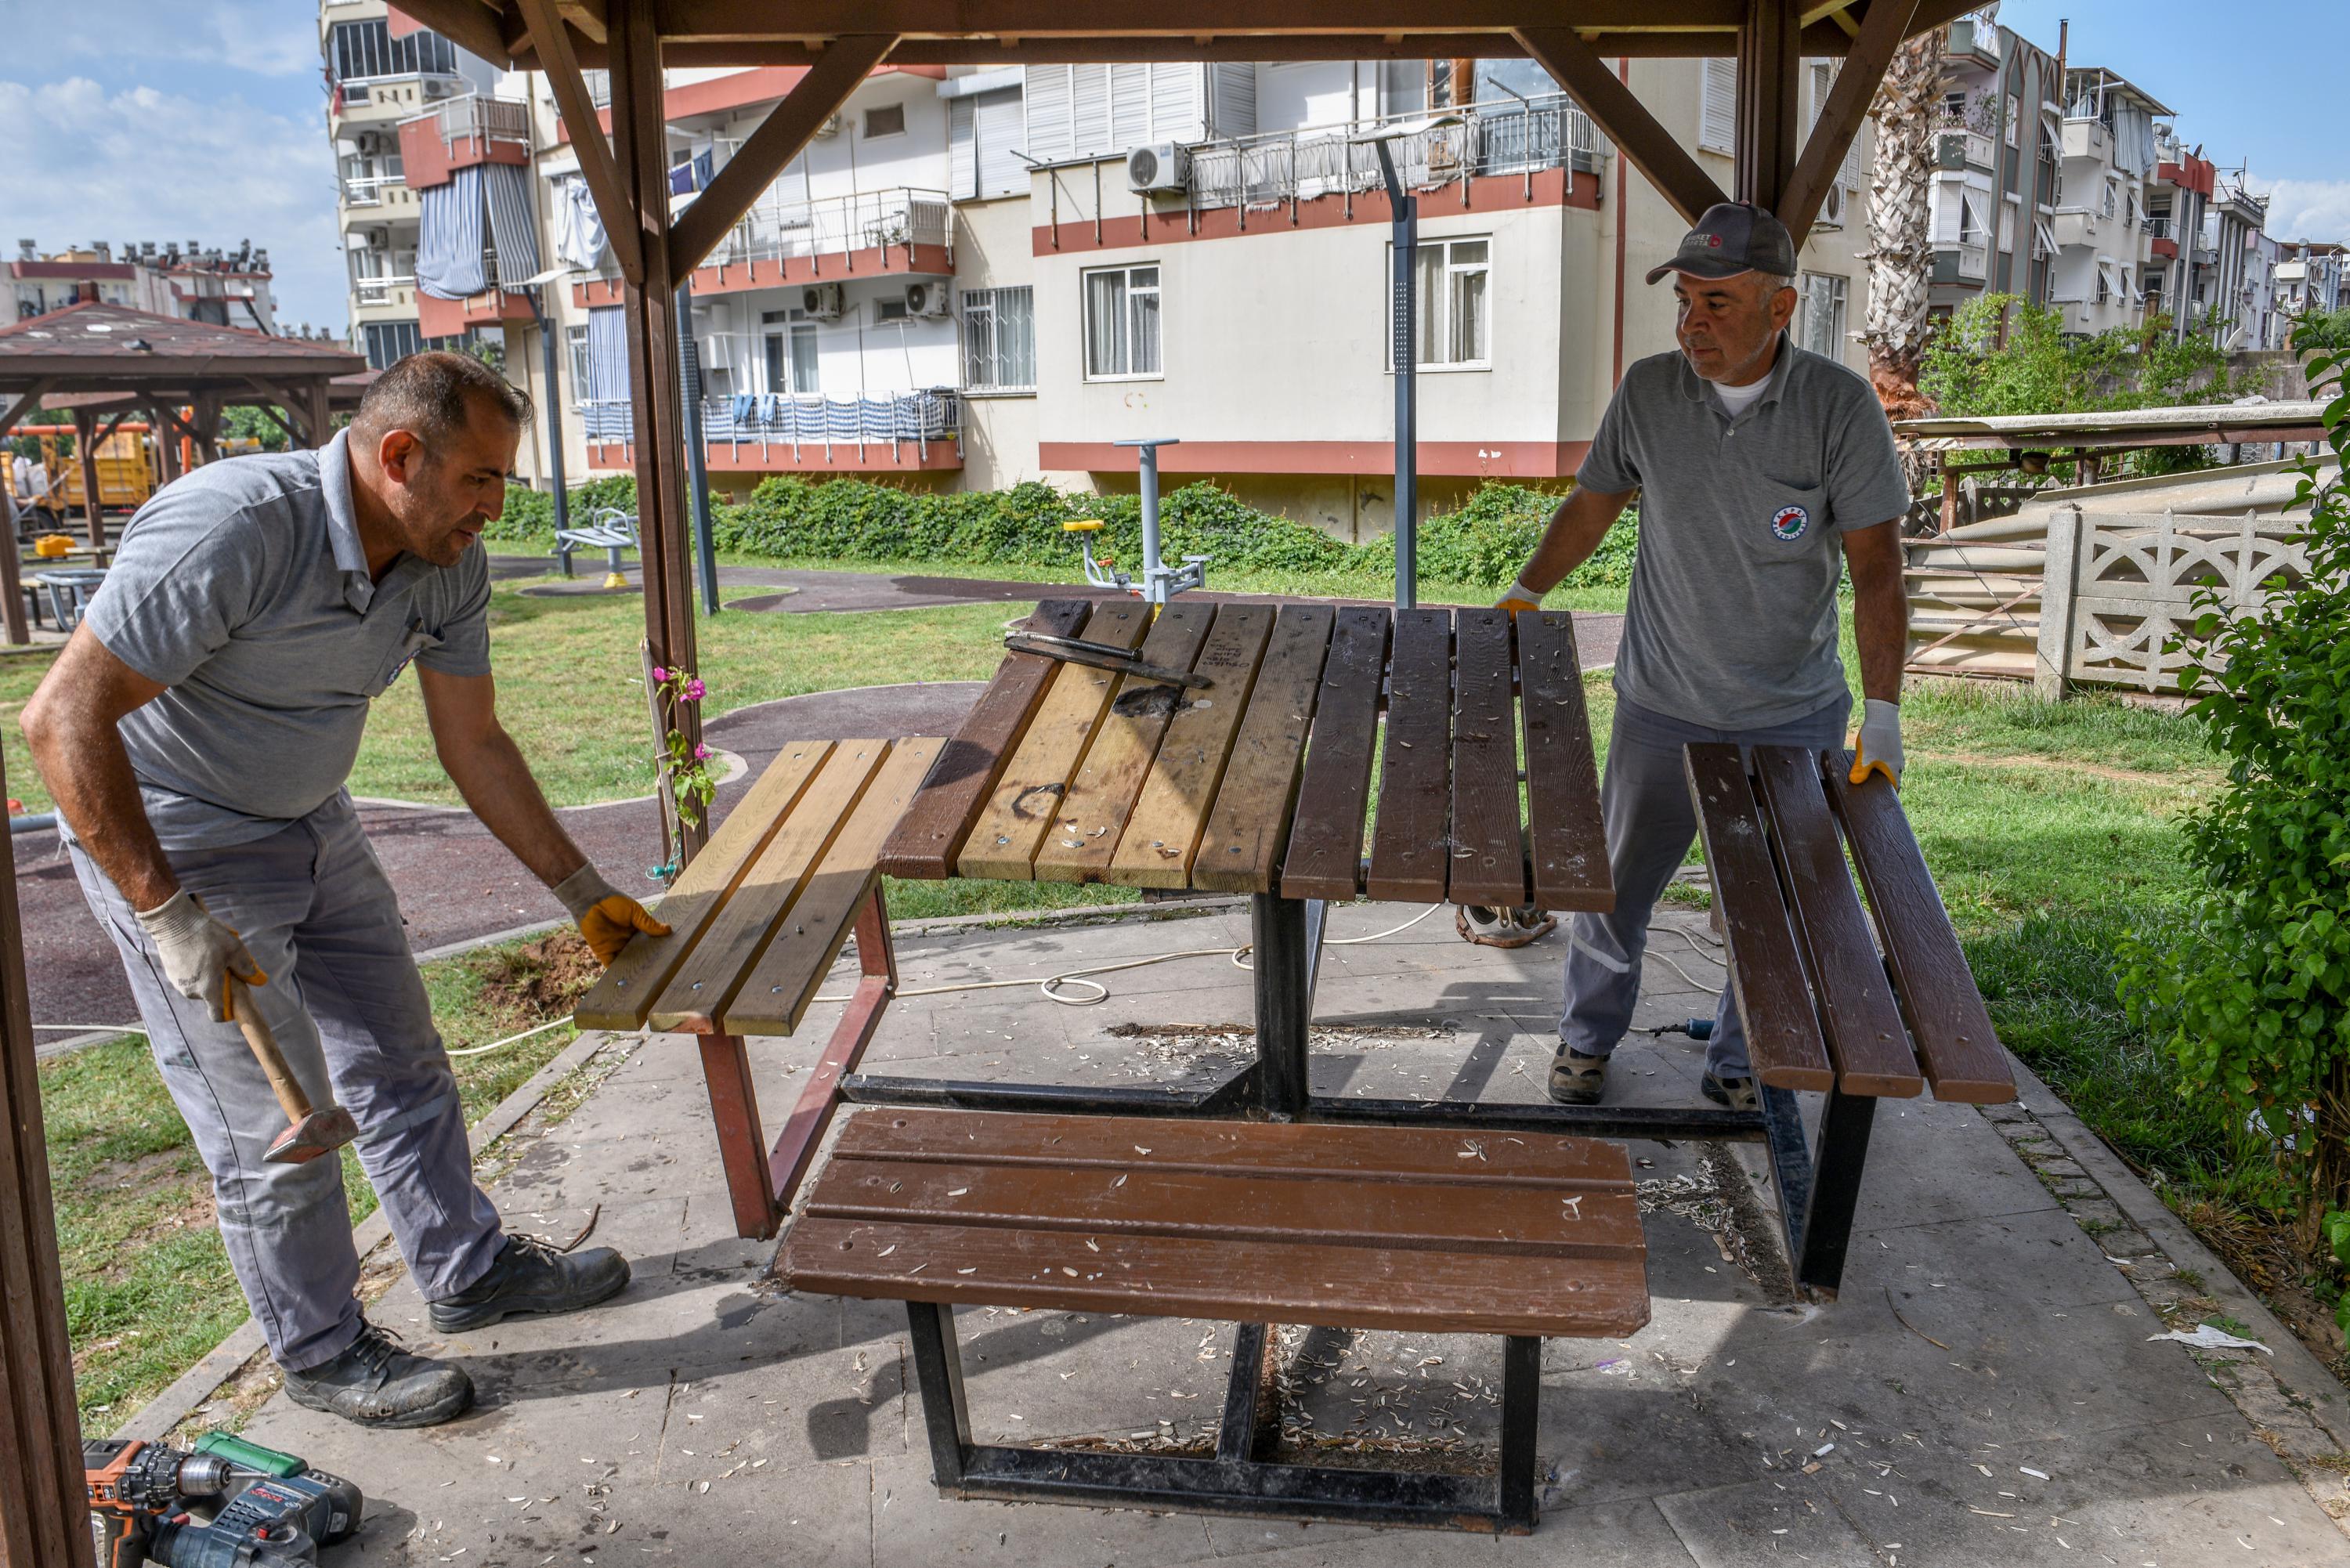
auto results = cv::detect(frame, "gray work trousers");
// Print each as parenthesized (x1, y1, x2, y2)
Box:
(70, 793, 504, 1371)
(1559, 692, 1849, 1079)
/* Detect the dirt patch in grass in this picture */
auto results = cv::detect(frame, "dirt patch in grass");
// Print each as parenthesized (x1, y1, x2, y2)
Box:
(470, 930, 601, 1031)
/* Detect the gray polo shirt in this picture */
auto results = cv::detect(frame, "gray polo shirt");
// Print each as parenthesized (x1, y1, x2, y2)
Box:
(81, 430, 493, 850)
(1578, 336, 1909, 729)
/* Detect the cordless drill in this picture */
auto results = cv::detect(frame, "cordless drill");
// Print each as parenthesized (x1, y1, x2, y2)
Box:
(85, 1430, 363, 1566)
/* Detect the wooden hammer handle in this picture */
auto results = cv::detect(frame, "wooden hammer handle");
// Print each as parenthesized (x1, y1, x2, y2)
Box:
(229, 982, 314, 1127)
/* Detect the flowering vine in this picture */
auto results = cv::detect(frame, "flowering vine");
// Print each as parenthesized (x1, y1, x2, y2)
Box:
(649, 663, 718, 841)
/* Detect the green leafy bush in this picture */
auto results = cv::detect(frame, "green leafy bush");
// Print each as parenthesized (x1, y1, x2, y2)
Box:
(2117, 346, 2350, 1328)
(485, 475, 663, 543)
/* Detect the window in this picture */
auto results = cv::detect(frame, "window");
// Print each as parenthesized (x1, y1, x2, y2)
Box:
(1394, 237, 1491, 369)
(1083, 264, 1161, 379)
(873, 296, 909, 323)
(329, 19, 458, 81)
(1795, 273, 1848, 358)
(1698, 60, 1737, 155)
(363, 320, 422, 370)
(761, 309, 819, 394)
(863, 103, 906, 139)
(566, 325, 589, 403)
(962, 286, 1035, 391)
(2005, 93, 2021, 147)
(1998, 195, 2019, 254)
(1942, 90, 1968, 123)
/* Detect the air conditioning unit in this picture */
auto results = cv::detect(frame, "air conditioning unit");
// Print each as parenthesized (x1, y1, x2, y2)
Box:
(812, 114, 842, 140)
(1813, 183, 1847, 231)
(903, 280, 951, 318)
(1126, 143, 1190, 193)
(802, 283, 844, 320)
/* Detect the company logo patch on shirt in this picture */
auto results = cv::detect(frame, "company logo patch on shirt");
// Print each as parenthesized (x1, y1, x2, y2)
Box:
(1770, 504, 1810, 541)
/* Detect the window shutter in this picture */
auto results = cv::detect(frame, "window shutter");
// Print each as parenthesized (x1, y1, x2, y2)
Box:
(1841, 123, 1864, 192)
(975, 89, 1025, 198)
(1149, 63, 1198, 142)
(949, 96, 977, 200)
(1110, 63, 1149, 150)
(1699, 59, 1737, 156)
(1071, 63, 1112, 157)
(1024, 65, 1074, 163)
(1208, 63, 1256, 139)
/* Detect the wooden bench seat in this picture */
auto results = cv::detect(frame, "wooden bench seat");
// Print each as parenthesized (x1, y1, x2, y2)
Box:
(781, 1107, 1647, 1533)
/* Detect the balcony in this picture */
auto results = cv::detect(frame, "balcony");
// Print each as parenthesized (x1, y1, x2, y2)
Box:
(340, 172, 407, 209)
(1935, 128, 1996, 172)
(2060, 118, 2111, 162)
(1182, 93, 1608, 212)
(331, 72, 469, 130)
(575, 186, 955, 305)
(1933, 242, 1990, 283)
(399, 96, 533, 186)
(578, 391, 964, 472)
(416, 248, 538, 337)
(352, 273, 415, 308)
(1947, 14, 2003, 64)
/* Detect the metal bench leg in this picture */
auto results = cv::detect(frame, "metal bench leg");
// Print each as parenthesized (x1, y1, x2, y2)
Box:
(1250, 894, 1325, 1119)
(1794, 1087, 1877, 1299)
(906, 1300, 972, 1490)
(697, 1033, 780, 1240)
(1216, 1323, 1276, 1463)
(1498, 1335, 1543, 1531)
(556, 542, 575, 577)
(768, 881, 897, 1213)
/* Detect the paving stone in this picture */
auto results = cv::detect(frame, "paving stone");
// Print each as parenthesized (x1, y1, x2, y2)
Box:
(1650, 1474, 1881, 1566)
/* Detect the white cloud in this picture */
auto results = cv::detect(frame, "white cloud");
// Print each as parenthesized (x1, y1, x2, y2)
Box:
(0, 77, 348, 333)
(30, 3, 320, 78)
(2243, 175, 2350, 244)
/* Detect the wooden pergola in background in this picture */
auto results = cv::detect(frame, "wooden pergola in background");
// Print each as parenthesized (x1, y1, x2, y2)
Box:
(0, 3, 1965, 1559)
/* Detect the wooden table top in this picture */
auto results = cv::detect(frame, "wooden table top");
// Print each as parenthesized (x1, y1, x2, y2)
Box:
(880, 598, 1614, 912)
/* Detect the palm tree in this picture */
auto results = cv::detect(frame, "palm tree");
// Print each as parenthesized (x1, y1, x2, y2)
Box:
(1858, 26, 1949, 422)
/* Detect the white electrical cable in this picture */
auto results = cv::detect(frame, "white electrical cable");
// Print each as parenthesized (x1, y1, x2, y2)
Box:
(446, 1014, 577, 1057)
(32, 1023, 148, 1033)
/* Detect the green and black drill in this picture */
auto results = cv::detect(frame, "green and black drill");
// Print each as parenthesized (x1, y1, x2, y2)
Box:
(85, 1429, 363, 1566)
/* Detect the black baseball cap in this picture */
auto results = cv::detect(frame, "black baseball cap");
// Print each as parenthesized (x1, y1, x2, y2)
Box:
(1645, 201, 1799, 285)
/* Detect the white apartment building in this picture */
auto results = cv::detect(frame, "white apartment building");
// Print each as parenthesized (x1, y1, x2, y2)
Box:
(2049, 67, 2164, 337)
(2275, 242, 2348, 319)
(8, 240, 283, 332)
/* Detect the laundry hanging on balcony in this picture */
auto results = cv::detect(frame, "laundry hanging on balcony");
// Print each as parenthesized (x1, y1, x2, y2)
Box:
(416, 165, 487, 299)
(581, 305, 633, 439)
(483, 163, 540, 284)
(550, 176, 606, 271)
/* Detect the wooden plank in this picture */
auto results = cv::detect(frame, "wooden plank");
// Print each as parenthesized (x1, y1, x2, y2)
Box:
(1191, 604, 1336, 894)
(574, 740, 835, 1029)
(645, 741, 894, 1031)
(720, 736, 945, 1035)
(782, 1219, 1650, 1339)
(1032, 601, 1218, 883)
(1278, 606, 1391, 901)
(1364, 607, 1454, 903)
(807, 1158, 1647, 1259)
(956, 601, 1154, 882)
(879, 598, 1094, 880)
(1516, 611, 1611, 912)
(1447, 608, 1528, 910)
(831, 1107, 1636, 1189)
(1107, 605, 1276, 889)
(1682, 743, 1835, 1093)
(1748, 746, 1923, 1097)
(1823, 754, 2016, 1103)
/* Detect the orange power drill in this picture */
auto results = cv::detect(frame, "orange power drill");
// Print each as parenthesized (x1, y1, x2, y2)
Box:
(85, 1432, 361, 1566)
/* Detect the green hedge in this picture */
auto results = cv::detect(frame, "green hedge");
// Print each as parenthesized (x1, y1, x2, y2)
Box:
(496, 474, 1637, 593)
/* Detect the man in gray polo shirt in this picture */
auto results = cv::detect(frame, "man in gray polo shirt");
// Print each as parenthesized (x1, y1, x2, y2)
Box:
(21, 352, 670, 1428)
(1495, 203, 1911, 1111)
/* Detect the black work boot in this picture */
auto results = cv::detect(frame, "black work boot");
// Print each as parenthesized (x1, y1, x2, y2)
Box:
(1548, 1047, 1608, 1105)
(282, 1320, 474, 1429)
(428, 1234, 631, 1333)
(1702, 1071, 1759, 1112)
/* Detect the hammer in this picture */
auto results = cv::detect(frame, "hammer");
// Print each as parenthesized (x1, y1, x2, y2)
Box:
(228, 983, 360, 1165)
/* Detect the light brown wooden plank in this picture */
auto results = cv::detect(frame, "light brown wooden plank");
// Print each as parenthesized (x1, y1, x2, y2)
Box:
(720, 737, 945, 1035)
(1032, 601, 1218, 884)
(955, 600, 1154, 882)
(1278, 606, 1391, 901)
(832, 1107, 1636, 1189)
(879, 598, 1094, 879)
(1683, 742, 1836, 1093)
(1106, 605, 1277, 889)
(1749, 746, 1923, 1098)
(808, 1158, 1647, 1259)
(1365, 607, 1454, 902)
(1448, 607, 1528, 909)
(782, 1218, 1650, 1339)
(1191, 604, 1336, 893)
(574, 740, 835, 1029)
(645, 740, 894, 1031)
(1516, 611, 1611, 912)
(1822, 753, 2016, 1103)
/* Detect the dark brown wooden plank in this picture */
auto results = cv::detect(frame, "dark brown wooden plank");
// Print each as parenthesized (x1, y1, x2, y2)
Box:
(1823, 753, 2016, 1104)
(878, 598, 1094, 879)
(1516, 610, 1611, 912)
(1279, 606, 1392, 901)
(1748, 746, 1923, 1098)
(782, 1219, 1650, 1339)
(808, 1158, 1646, 1259)
(1448, 607, 1528, 909)
(1682, 743, 1835, 1093)
(1365, 607, 1455, 902)
(1109, 605, 1278, 888)
(830, 1108, 1636, 1189)
(1192, 604, 1336, 894)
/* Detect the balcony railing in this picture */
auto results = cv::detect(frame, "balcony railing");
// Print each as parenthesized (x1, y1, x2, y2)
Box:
(1935, 128, 1996, 171)
(410, 95, 532, 150)
(707, 186, 953, 270)
(579, 391, 962, 453)
(337, 73, 468, 111)
(1939, 241, 1989, 280)
(2142, 215, 2171, 240)
(341, 173, 403, 207)
(353, 273, 415, 305)
(1184, 92, 1609, 211)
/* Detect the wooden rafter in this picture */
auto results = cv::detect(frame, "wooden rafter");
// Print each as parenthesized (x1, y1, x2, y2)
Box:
(0, 381, 53, 437)
(1779, 0, 1915, 244)
(1514, 26, 1729, 225)
(670, 34, 901, 276)
(515, 0, 645, 284)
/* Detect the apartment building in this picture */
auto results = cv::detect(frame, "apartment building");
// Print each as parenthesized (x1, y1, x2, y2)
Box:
(1925, 13, 2063, 320)
(2048, 67, 2164, 337)
(2276, 241, 2348, 318)
(8, 240, 284, 332)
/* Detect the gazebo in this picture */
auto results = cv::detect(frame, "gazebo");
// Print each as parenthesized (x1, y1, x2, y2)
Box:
(0, 4, 1971, 1559)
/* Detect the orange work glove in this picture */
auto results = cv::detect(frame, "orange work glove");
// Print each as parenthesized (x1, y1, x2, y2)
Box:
(552, 865, 671, 968)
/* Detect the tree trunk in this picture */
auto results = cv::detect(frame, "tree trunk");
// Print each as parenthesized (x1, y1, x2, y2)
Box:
(1859, 27, 1948, 422)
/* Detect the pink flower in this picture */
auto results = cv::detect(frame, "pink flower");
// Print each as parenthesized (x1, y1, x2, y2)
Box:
(684, 678, 706, 702)
(652, 665, 668, 682)
(693, 742, 711, 760)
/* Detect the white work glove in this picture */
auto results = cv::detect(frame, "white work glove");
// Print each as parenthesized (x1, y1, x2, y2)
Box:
(1849, 699, 1904, 787)
(1495, 579, 1544, 614)
(136, 890, 266, 1023)
(552, 862, 671, 969)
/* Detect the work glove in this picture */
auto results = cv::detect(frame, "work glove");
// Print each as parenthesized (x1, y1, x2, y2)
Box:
(1495, 579, 1544, 615)
(1849, 698, 1904, 788)
(136, 890, 266, 1023)
(553, 863, 671, 968)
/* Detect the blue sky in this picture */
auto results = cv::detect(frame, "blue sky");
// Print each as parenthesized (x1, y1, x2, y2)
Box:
(5, 2, 2345, 338)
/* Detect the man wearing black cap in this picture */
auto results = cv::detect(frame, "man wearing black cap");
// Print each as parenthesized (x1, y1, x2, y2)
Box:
(1492, 201, 1912, 1111)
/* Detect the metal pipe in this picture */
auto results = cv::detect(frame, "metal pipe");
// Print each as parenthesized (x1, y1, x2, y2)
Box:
(9, 813, 54, 836)
(529, 291, 569, 538)
(1377, 139, 1419, 609)
(675, 287, 720, 616)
